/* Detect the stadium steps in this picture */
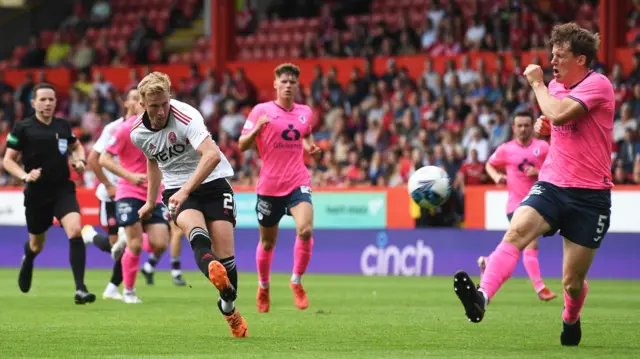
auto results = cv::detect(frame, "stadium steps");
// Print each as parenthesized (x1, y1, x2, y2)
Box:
(164, 17, 205, 53)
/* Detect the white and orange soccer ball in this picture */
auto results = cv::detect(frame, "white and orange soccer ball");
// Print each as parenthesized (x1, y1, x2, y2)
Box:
(408, 165, 452, 209)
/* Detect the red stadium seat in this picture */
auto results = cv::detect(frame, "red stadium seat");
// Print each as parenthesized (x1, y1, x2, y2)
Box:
(256, 33, 268, 45)
(276, 46, 287, 59)
(168, 53, 180, 64)
(267, 33, 279, 46)
(244, 35, 256, 46)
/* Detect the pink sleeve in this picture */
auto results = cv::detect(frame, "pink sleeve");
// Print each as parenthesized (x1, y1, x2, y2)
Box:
(241, 106, 260, 135)
(106, 124, 126, 156)
(304, 109, 313, 136)
(567, 74, 609, 112)
(488, 144, 506, 167)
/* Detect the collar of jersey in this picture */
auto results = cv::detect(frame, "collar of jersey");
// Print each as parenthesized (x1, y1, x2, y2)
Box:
(142, 111, 170, 132)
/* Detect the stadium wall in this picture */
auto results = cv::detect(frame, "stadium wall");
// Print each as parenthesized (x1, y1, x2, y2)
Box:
(0, 226, 637, 279)
(1, 48, 637, 94)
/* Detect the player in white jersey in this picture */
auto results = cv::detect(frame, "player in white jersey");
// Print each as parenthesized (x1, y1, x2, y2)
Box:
(85, 88, 188, 293)
(132, 72, 248, 338)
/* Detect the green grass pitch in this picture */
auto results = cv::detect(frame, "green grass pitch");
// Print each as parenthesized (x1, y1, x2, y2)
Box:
(0, 269, 638, 358)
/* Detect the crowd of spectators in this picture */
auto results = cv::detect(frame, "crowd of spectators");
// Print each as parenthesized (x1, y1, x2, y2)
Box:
(1, 0, 639, 226)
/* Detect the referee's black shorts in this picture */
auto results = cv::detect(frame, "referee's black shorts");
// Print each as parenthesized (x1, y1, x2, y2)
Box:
(24, 181, 80, 235)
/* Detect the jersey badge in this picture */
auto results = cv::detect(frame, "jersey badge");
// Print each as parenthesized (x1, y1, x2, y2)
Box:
(58, 138, 68, 155)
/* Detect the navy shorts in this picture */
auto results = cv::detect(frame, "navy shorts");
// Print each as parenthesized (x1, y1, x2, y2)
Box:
(506, 212, 514, 222)
(115, 198, 168, 228)
(519, 181, 611, 249)
(256, 186, 312, 228)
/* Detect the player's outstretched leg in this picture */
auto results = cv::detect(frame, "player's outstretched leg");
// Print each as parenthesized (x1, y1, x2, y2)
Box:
(82, 225, 112, 253)
(19, 235, 45, 293)
(454, 206, 548, 322)
(289, 201, 313, 310)
(61, 213, 96, 304)
(188, 225, 247, 337)
(208, 218, 248, 338)
(256, 224, 277, 313)
(523, 240, 557, 301)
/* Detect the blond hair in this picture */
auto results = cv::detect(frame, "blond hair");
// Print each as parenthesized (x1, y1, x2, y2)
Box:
(137, 71, 171, 99)
(274, 63, 301, 79)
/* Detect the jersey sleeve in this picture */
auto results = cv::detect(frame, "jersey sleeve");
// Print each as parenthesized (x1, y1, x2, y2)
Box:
(241, 106, 260, 135)
(93, 122, 115, 153)
(65, 121, 78, 145)
(488, 144, 506, 167)
(184, 115, 211, 151)
(567, 74, 609, 112)
(129, 130, 154, 159)
(303, 107, 313, 136)
(106, 124, 127, 156)
(5, 121, 25, 151)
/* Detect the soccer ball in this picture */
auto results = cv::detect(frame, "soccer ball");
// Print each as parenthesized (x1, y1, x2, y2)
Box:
(408, 166, 451, 209)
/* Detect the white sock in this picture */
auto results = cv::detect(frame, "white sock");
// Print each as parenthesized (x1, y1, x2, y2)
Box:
(259, 282, 269, 289)
(105, 282, 119, 293)
(478, 289, 489, 307)
(143, 262, 154, 273)
(82, 226, 97, 245)
(124, 287, 135, 295)
(171, 269, 182, 278)
(220, 298, 235, 313)
(291, 274, 301, 285)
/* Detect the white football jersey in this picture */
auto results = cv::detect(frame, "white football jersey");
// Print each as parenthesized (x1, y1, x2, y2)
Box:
(130, 99, 234, 190)
(93, 117, 124, 202)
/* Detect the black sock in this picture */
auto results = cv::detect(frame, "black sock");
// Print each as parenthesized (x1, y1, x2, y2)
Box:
(110, 258, 123, 286)
(92, 234, 112, 253)
(220, 256, 237, 291)
(189, 227, 217, 278)
(148, 253, 159, 268)
(24, 241, 37, 261)
(69, 237, 86, 291)
(171, 256, 181, 270)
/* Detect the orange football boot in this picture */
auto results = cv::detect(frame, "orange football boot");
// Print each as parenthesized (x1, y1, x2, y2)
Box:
(290, 281, 309, 310)
(256, 286, 270, 313)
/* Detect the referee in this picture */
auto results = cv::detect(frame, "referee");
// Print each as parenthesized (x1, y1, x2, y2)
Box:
(3, 83, 96, 304)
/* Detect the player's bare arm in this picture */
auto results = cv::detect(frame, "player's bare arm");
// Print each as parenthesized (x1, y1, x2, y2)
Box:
(3, 148, 40, 182)
(99, 151, 146, 186)
(303, 134, 321, 156)
(88, 149, 116, 197)
(138, 158, 162, 220)
(238, 114, 270, 151)
(69, 140, 86, 173)
(485, 162, 506, 184)
(525, 65, 587, 126)
(178, 137, 220, 195)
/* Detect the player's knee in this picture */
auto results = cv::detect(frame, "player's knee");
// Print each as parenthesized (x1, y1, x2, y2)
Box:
(562, 275, 584, 298)
(127, 240, 143, 255)
(296, 226, 313, 241)
(30, 241, 45, 254)
(152, 239, 168, 254)
(260, 237, 276, 251)
(502, 224, 530, 250)
(66, 225, 83, 239)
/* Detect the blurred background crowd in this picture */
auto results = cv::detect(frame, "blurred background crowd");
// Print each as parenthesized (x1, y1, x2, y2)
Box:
(1, 0, 639, 227)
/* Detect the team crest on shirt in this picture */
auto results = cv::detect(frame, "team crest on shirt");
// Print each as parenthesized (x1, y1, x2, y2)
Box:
(58, 138, 68, 155)
(168, 132, 177, 144)
(299, 115, 306, 124)
(533, 148, 540, 157)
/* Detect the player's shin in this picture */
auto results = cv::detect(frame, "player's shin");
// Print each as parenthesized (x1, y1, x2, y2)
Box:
(256, 241, 274, 288)
(189, 227, 218, 277)
(478, 240, 520, 303)
(219, 256, 237, 313)
(292, 236, 313, 284)
(69, 236, 87, 291)
(563, 280, 588, 324)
